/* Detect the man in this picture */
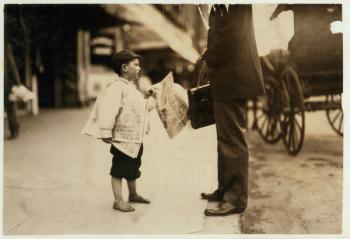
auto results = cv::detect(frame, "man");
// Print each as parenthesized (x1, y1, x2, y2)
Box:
(201, 4, 265, 216)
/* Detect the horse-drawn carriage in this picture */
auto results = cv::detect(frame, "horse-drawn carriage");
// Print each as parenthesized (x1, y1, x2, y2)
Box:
(254, 4, 343, 155)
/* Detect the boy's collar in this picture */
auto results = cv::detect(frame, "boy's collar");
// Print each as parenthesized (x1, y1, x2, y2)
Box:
(116, 76, 130, 84)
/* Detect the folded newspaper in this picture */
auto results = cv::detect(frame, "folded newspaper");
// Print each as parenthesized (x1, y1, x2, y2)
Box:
(152, 72, 189, 138)
(81, 95, 103, 139)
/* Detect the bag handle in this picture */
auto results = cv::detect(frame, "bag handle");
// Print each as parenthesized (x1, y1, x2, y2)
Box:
(196, 61, 208, 89)
(195, 5, 210, 89)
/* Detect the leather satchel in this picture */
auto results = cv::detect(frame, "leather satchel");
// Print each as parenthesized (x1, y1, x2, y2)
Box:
(187, 61, 215, 129)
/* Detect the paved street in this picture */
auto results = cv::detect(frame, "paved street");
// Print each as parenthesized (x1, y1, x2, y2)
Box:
(3, 107, 239, 235)
(3, 105, 343, 235)
(242, 111, 343, 233)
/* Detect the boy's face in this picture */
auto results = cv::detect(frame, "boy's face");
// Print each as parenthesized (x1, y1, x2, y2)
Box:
(122, 58, 141, 81)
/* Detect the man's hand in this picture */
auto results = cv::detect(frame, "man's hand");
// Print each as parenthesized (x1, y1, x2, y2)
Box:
(102, 137, 112, 144)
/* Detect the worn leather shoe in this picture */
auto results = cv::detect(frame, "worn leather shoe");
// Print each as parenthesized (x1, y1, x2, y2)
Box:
(201, 190, 223, 202)
(204, 201, 245, 216)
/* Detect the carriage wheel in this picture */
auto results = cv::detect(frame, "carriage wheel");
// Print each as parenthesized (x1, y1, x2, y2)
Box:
(255, 76, 282, 144)
(280, 67, 305, 155)
(326, 94, 343, 137)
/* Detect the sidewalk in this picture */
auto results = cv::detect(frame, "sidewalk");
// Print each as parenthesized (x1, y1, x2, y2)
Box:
(3, 107, 240, 234)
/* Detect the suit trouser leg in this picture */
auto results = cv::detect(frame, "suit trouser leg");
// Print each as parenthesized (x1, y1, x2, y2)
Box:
(213, 100, 249, 209)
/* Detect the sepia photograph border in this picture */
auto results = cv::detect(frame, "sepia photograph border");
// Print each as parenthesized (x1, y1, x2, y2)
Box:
(1, 0, 349, 238)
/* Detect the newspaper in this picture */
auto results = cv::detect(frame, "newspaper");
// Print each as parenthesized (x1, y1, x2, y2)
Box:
(153, 72, 189, 138)
(112, 88, 148, 143)
(81, 88, 144, 158)
(112, 141, 141, 158)
(81, 96, 103, 139)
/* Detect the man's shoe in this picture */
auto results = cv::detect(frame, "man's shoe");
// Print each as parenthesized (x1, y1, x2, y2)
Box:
(204, 201, 245, 216)
(201, 190, 223, 202)
(129, 194, 150, 204)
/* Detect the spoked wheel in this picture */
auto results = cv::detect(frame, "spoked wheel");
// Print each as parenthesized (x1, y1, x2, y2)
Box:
(255, 76, 282, 143)
(326, 94, 343, 137)
(280, 67, 305, 156)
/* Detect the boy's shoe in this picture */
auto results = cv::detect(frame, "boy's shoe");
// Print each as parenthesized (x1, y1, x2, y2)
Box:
(113, 201, 135, 212)
(129, 194, 150, 204)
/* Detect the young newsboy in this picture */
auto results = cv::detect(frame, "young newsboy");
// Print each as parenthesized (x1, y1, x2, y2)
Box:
(99, 50, 153, 212)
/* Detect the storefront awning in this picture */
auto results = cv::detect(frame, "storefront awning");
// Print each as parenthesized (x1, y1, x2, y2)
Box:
(101, 4, 200, 63)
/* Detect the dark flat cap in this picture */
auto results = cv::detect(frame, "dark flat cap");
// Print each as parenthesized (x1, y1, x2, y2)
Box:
(112, 50, 141, 61)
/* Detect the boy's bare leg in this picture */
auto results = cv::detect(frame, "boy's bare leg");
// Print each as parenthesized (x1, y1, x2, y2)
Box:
(127, 180, 150, 204)
(111, 177, 135, 212)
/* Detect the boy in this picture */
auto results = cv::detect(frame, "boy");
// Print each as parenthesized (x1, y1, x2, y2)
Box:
(100, 50, 152, 212)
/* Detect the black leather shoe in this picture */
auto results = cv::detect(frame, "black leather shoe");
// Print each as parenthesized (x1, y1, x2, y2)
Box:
(201, 190, 223, 202)
(204, 201, 245, 216)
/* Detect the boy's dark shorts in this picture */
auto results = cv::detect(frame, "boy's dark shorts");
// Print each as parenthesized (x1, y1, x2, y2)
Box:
(110, 144, 143, 180)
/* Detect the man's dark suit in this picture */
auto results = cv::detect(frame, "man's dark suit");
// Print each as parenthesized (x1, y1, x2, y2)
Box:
(204, 4, 264, 210)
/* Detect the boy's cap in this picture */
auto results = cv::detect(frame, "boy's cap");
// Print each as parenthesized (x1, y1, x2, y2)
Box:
(113, 50, 141, 61)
